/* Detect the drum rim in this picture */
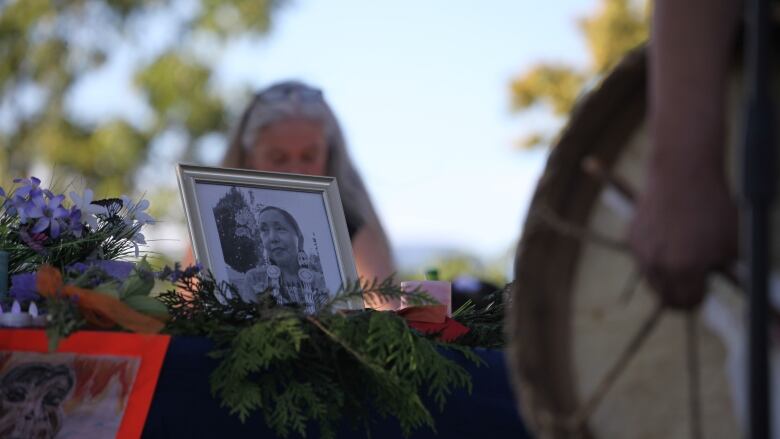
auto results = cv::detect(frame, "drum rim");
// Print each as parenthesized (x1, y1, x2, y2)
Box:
(507, 44, 648, 437)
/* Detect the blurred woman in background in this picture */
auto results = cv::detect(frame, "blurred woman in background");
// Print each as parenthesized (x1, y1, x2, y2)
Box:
(222, 80, 396, 284)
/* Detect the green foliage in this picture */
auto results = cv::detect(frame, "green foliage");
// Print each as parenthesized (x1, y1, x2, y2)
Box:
(0, 0, 285, 197)
(135, 53, 227, 138)
(510, 65, 587, 115)
(44, 295, 86, 352)
(37, 120, 148, 197)
(401, 253, 508, 288)
(510, 0, 649, 148)
(580, 0, 650, 74)
(196, 0, 280, 36)
(451, 284, 509, 349)
(160, 272, 479, 438)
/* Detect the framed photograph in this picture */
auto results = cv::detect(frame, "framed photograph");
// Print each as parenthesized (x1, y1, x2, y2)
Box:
(176, 164, 360, 312)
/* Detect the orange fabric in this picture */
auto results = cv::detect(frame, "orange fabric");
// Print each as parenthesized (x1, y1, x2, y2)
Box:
(0, 329, 170, 439)
(36, 265, 165, 333)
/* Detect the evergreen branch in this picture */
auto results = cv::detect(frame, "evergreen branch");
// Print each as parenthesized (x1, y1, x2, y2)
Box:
(450, 283, 510, 349)
(323, 277, 438, 312)
(158, 269, 480, 438)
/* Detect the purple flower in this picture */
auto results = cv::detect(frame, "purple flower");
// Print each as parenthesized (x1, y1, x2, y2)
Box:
(9, 272, 39, 302)
(120, 195, 155, 226)
(0, 186, 5, 198)
(69, 260, 135, 282)
(96, 260, 135, 281)
(129, 231, 147, 257)
(158, 262, 202, 283)
(8, 195, 32, 222)
(157, 263, 180, 282)
(183, 263, 202, 278)
(27, 194, 68, 239)
(66, 206, 84, 237)
(66, 262, 108, 289)
(69, 189, 107, 230)
(18, 229, 47, 253)
(13, 177, 43, 199)
(68, 262, 88, 273)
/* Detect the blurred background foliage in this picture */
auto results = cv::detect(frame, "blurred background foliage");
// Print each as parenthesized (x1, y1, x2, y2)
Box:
(0, 0, 650, 280)
(397, 246, 514, 289)
(509, 0, 648, 148)
(0, 0, 284, 200)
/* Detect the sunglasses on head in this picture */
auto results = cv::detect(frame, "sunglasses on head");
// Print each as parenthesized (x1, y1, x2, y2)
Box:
(255, 84, 324, 103)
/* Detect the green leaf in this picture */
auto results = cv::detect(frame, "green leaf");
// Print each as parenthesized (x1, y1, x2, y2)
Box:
(122, 295, 169, 318)
(92, 282, 121, 299)
(121, 258, 155, 298)
(44, 296, 85, 352)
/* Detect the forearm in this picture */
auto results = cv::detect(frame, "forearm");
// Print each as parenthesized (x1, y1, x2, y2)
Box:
(352, 223, 396, 283)
(650, 0, 742, 173)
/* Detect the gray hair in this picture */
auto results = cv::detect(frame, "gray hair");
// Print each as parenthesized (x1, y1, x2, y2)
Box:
(223, 80, 381, 234)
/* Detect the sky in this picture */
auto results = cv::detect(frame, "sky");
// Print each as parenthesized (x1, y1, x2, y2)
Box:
(71, 0, 597, 267)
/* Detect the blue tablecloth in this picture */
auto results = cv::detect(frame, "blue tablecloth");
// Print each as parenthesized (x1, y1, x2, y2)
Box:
(142, 337, 531, 438)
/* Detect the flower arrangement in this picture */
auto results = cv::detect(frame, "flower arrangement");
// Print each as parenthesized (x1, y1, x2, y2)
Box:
(0, 177, 166, 349)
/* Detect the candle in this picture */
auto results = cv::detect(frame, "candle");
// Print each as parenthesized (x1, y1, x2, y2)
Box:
(28, 301, 47, 327)
(400, 280, 452, 316)
(0, 250, 7, 298)
(0, 300, 32, 328)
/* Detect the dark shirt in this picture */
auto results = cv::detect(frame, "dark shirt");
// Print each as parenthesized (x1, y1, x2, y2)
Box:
(346, 215, 360, 239)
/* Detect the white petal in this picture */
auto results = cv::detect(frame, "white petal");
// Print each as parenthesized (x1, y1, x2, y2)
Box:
(87, 204, 107, 216)
(69, 191, 83, 206)
(136, 212, 155, 224)
(120, 195, 132, 210)
(85, 215, 99, 230)
(133, 232, 147, 244)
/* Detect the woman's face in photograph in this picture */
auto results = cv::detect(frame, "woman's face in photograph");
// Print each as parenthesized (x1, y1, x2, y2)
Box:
(249, 118, 328, 176)
(259, 209, 299, 266)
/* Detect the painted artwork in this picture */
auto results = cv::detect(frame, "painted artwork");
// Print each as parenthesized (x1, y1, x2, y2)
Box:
(0, 351, 140, 439)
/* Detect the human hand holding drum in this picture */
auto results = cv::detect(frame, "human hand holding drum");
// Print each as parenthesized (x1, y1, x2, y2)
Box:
(628, 158, 738, 310)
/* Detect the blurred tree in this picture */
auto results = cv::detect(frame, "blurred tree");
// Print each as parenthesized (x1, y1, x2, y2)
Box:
(213, 187, 259, 273)
(510, 0, 649, 148)
(0, 0, 284, 196)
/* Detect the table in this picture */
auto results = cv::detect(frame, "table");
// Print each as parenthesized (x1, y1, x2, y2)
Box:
(142, 336, 531, 438)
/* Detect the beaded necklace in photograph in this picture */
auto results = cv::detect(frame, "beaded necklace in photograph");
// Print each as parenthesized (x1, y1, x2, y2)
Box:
(264, 250, 326, 313)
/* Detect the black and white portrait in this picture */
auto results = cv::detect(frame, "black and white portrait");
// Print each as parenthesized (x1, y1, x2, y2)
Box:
(178, 165, 360, 312)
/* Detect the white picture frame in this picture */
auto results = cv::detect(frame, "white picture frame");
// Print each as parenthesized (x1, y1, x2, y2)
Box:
(176, 164, 361, 312)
